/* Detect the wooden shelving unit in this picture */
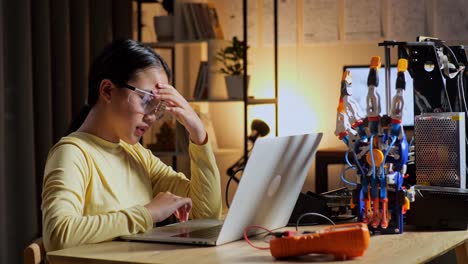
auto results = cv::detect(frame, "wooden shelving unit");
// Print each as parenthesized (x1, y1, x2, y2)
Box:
(135, 0, 279, 168)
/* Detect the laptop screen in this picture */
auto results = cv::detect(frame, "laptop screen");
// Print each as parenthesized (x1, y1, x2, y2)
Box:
(217, 133, 323, 245)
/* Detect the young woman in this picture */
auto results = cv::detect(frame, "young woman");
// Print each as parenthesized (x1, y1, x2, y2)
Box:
(41, 39, 221, 251)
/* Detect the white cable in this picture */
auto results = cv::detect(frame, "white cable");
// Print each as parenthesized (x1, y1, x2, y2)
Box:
(460, 70, 468, 112)
(295, 212, 336, 231)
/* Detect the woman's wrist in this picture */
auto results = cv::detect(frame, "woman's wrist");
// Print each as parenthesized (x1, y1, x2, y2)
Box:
(189, 129, 208, 145)
(186, 119, 207, 145)
(144, 204, 158, 222)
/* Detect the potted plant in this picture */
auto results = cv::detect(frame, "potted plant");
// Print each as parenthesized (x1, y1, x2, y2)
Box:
(153, 0, 174, 42)
(215, 37, 249, 99)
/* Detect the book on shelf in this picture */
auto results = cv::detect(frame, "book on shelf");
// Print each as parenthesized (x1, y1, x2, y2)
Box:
(181, 4, 196, 40)
(193, 61, 203, 99)
(200, 62, 209, 99)
(207, 3, 224, 40)
(187, 3, 203, 40)
(193, 61, 209, 100)
(197, 3, 215, 39)
(180, 2, 223, 41)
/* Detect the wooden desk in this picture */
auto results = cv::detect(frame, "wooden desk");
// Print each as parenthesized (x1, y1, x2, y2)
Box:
(315, 148, 348, 193)
(47, 226, 468, 264)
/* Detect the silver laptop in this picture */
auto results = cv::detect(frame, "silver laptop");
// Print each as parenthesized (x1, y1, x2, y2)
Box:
(121, 133, 323, 246)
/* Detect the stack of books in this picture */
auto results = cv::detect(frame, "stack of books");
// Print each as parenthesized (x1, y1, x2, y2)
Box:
(181, 3, 224, 41)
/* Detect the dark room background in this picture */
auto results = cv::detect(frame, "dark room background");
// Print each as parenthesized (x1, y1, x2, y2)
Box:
(0, 0, 133, 262)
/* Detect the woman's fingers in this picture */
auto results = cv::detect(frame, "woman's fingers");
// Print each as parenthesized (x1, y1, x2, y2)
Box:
(155, 92, 186, 108)
(174, 199, 191, 222)
(155, 84, 186, 102)
(153, 83, 206, 144)
(145, 192, 192, 223)
(156, 83, 177, 92)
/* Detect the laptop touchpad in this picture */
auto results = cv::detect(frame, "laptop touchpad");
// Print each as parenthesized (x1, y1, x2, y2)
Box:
(172, 225, 223, 238)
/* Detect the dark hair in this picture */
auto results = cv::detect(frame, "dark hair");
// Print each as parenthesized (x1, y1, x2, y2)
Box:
(67, 39, 171, 134)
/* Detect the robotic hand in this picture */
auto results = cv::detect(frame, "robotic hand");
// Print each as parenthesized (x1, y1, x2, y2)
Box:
(335, 57, 410, 233)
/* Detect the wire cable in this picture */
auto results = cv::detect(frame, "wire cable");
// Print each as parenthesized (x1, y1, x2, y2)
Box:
(352, 149, 366, 179)
(440, 44, 465, 112)
(340, 165, 357, 186)
(225, 176, 234, 208)
(295, 212, 335, 231)
(384, 136, 397, 164)
(243, 225, 273, 250)
(370, 135, 376, 180)
(460, 73, 468, 113)
(344, 150, 353, 167)
(409, 136, 414, 148)
(342, 151, 358, 186)
(380, 135, 397, 181)
(443, 44, 460, 68)
(225, 169, 243, 208)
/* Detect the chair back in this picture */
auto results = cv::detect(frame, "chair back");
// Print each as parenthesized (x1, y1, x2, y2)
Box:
(24, 238, 45, 264)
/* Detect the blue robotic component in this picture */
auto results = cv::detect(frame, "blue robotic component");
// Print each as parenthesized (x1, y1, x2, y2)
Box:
(336, 58, 410, 234)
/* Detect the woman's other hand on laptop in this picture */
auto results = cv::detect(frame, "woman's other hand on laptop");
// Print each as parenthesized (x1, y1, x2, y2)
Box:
(144, 192, 192, 223)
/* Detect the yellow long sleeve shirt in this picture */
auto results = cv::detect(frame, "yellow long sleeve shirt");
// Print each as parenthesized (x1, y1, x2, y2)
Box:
(41, 132, 221, 252)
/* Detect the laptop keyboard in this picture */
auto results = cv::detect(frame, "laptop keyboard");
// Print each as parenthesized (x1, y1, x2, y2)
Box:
(172, 224, 223, 239)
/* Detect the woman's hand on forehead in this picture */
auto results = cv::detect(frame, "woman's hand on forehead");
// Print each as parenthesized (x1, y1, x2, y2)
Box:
(155, 82, 171, 90)
(152, 82, 207, 144)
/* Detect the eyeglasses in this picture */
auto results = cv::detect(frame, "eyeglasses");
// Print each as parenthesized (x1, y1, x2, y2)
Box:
(122, 84, 166, 119)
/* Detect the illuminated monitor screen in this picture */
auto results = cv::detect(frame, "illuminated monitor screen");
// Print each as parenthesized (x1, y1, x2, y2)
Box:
(343, 65, 414, 127)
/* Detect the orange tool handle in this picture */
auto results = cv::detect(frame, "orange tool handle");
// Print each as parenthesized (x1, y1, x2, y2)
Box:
(270, 223, 370, 259)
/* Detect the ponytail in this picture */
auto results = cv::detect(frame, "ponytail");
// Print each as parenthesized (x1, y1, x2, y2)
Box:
(67, 104, 92, 135)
